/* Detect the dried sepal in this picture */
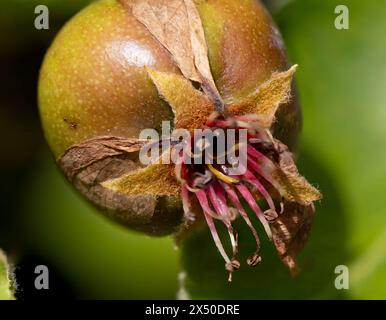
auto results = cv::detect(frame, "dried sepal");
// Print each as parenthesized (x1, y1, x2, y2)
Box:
(127, 0, 222, 104)
(58, 136, 182, 235)
(247, 141, 321, 206)
(58, 136, 152, 212)
(182, 0, 220, 99)
(147, 68, 215, 130)
(229, 65, 297, 128)
(58, 135, 147, 180)
(274, 141, 322, 205)
(271, 201, 315, 275)
(102, 163, 181, 197)
(273, 171, 322, 206)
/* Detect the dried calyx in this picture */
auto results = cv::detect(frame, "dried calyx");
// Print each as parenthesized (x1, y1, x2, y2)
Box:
(98, 0, 322, 281)
(177, 112, 317, 282)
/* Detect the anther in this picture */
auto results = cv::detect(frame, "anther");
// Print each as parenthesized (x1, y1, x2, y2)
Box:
(247, 253, 262, 267)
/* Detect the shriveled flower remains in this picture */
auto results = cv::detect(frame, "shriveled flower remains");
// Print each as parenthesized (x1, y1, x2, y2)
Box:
(104, 65, 322, 281)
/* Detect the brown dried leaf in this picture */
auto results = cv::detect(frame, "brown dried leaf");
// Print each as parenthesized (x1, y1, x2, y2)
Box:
(58, 136, 182, 235)
(273, 141, 322, 205)
(127, 0, 221, 102)
(147, 68, 215, 130)
(102, 163, 181, 197)
(271, 201, 315, 275)
(229, 65, 297, 128)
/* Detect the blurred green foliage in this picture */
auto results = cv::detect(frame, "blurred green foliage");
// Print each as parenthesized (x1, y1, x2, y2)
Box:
(0, 0, 93, 56)
(279, 0, 386, 299)
(182, 0, 386, 299)
(20, 153, 179, 299)
(0, 250, 14, 300)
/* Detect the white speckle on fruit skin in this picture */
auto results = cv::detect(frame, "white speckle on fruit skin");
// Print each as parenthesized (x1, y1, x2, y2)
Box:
(107, 40, 156, 67)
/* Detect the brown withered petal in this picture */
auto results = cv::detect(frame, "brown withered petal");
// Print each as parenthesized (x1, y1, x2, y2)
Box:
(271, 201, 315, 275)
(102, 163, 181, 197)
(274, 141, 322, 205)
(228, 65, 297, 128)
(147, 68, 215, 130)
(126, 0, 222, 103)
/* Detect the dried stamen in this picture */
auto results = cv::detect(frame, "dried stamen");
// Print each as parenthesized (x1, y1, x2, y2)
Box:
(208, 184, 238, 258)
(235, 184, 272, 239)
(220, 181, 261, 259)
(177, 112, 312, 280)
(243, 169, 276, 211)
(247, 253, 262, 267)
(195, 190, 222, 220)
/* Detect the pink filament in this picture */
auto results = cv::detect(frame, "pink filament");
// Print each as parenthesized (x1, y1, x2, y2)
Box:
(220, 181, 261, 253)
(208, 184, 238, 257)
(181, 183, 195, 222)
(195, 190, 231, 265)
(235, 184, 272, 239)
(246, 147, 284, 197)
(195, 188, 222, 220)
(243, 169, 276, 212)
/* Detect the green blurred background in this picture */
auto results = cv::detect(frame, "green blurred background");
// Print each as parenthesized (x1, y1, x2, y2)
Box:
(0, 0, 385, 299)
